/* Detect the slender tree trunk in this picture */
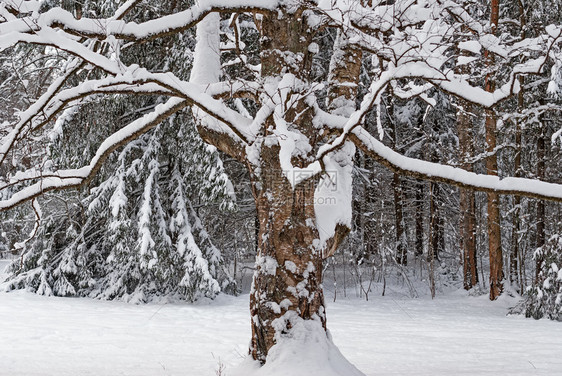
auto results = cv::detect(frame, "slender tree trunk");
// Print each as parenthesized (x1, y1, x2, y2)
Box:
(385, 94, 406, 265)
(393, 173, 406, 265)
(485, 114, 503, 300)
(460, 189, 478, 289)
(535, 127, 546, 282)
(428, 181, 437, 298)
(360, 151, 377, 259)
(457, 100, 478, 289)
(414, 112, 425, 260)
(428, 182, 442, 263)
(536, 131, 546, 249)
(254, 213, 260, 254)
(508, 0, 526, 294)
(485, 0, 503, 300)
(415, 183, 424, 258)
(389, 103, 406, 266)
(510, 131, 521, 291)
(365, 161, 378, 258)
(510, 21, 525, 291)
(354, 155, 367, 259)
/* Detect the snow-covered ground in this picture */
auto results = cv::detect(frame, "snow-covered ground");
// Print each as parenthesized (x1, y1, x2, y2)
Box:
(1, 259, 561, 376)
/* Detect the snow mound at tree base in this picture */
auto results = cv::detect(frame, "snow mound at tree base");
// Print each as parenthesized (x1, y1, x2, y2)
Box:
(229, 319, 365, 376)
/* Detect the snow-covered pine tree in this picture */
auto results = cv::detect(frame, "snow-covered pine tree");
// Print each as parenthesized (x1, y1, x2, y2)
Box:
(3, 111, 235, 302)
(2, 0, 236, 302)
(519, 234, 562, 320)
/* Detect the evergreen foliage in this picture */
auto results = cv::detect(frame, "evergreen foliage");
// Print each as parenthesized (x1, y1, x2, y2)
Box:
(1, 0, 236, 302)
(4, 114, 235, 302)
(522, 235, 562, 321)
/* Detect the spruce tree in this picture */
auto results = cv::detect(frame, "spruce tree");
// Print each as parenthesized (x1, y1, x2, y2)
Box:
(2, 0, 236, 302)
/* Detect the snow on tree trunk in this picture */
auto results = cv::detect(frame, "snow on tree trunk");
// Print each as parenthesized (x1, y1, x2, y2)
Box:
(249, 169, 326, 362)
(244, 9, 358, 371)
(249, 7, 325, 363)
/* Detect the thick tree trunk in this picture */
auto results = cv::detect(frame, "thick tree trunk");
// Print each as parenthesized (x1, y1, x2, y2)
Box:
(248, 10, 361, 364)
(250, 8, 320, 362)
(250, 166, 326, 362)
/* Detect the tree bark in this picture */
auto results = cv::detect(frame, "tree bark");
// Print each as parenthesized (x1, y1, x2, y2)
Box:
(485, 0, 503, 301)
(250, 164, 326, 362)
(535, 125, 546, 282)
(389, 98, 406, 266)
(457, 100, 478, 289)
(510, 127, 521, 290)
(393, 173, 406, 265)
(428, 181, 442, 263)
(249, 11, 361, 363)
(415, 183, 424, 258)
(485, 112, 503, 300)
(428, 181, 438, 299)
(364, 156, 378, 258)
(250, 8, 318, 362)
(508, 0, 527, 295)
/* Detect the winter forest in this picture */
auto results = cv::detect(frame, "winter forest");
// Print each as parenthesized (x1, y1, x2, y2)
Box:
(1, 0, 562, 375)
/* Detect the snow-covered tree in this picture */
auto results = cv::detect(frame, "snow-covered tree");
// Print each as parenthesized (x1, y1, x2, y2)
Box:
(1, 0, 236, 302)
(2, 0, 562, 373)
(512, 234, 562, 321)
(4, 115, 235, 302)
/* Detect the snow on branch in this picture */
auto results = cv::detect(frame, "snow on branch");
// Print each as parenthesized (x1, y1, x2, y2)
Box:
(351, 126, 562, 202)
(0, 0, 279, 42)
(0, 97, 188, 211)
(312, 24, 562, 167)
(25, 80, 172, 134)
(0, 29, 125, 74)
(0, 60, 253, 174)
(0, 57, 83, 166)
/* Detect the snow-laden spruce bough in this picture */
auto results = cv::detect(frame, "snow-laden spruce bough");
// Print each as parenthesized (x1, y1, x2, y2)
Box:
(1, 0, 562, 374)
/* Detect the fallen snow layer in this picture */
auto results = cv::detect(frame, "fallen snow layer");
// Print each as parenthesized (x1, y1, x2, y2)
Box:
(1, 260, 562, 376)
